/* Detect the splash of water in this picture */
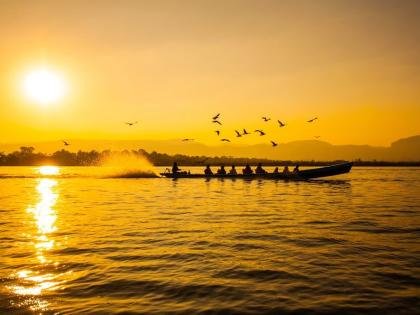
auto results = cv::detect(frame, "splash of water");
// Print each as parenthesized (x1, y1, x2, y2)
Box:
(98, 152, 158, 178)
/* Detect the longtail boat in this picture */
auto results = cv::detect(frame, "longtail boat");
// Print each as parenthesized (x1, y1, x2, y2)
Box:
(160, 162, 352, 180)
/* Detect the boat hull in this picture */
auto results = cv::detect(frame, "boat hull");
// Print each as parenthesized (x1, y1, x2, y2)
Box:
(160, 162, 352, 180)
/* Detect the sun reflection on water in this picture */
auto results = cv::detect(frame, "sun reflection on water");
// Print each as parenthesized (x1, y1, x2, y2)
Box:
(8, 178, 61, 311)
(38, 165, 60, 176)
(29, 179, 57, 236)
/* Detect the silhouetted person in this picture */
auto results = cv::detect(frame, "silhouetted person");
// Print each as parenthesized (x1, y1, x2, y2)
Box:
(273, 167, 279, 174)
(255, 163, 267, 174)
(229, 165, 237, 175)
(242, 164, 253, 175)
(172, 162, 180, 174)
(204, 165, 213, 175)
(217, 165, 226, 175)
(283, 166, 290, 174)
(293, 165, 300, 173)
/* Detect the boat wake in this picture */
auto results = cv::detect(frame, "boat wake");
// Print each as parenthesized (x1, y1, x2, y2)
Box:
(0, 152, 160, 179)
(104, 171, 159, 178)
(96, 151, 158, 178)
(0, 172, 160, 179)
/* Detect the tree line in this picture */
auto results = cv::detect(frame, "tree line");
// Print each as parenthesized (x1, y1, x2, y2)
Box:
(0, 146, 419, 166)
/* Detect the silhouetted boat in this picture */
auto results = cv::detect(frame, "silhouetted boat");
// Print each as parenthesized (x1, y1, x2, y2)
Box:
(160, 162, 352, 180)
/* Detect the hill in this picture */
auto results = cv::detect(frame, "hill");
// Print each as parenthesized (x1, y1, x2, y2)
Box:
(0, 135, 419, 161)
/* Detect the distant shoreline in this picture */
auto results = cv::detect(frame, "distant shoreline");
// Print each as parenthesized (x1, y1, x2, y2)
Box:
(161, 162, 420, 167)
(1, 147, 419, 167)
(1, 164, 420, 167)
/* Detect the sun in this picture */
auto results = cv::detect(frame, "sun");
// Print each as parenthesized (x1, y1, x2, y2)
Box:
(22, 68, 67, 105)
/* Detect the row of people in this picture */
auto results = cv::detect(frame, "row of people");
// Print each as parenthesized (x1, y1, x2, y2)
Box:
(204, 163, 300, 175)
(172, 162, 300, 175)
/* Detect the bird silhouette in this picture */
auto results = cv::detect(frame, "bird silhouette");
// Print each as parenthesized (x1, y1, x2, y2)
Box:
(307, 117, 318, 123)
(242, 128, 250, 135)
(271, 141, 278, 147)
(63, 140, 70, 146)
(215, 130, 220, 136)
(125, 121, 138, 126)
(254, 129, 266, 136)
(277, 120, 286, 127)
(212, 113, 220, 120)
(314, 136, 321, 139)
(182, 138, 194, 141)
(213, 120, 222, 125)
(262, 117, 271, 122)
(235, 130, 242, 137)
(221, 138, 231, 142)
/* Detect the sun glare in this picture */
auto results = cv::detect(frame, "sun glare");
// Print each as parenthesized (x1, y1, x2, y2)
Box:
(23, 68, 67, 105)
(38, 166, 60, 176)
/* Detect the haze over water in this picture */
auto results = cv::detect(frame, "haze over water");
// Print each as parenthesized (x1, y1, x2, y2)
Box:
(0, 166, 419, 314)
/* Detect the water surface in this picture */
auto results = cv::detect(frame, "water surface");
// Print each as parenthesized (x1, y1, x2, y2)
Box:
(0, 166, 419, 314)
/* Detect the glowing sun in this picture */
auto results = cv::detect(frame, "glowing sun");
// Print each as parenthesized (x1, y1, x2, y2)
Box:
(23, 68, 67, 105)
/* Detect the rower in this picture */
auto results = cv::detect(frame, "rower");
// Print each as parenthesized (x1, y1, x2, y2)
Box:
(283, 166, 290, 174)
(293, 165, 300, 173)
(273, 167, 279, 174)
(172, 162, 181, 174)
(242, 164, 253, 175)
(229, 165, 237, 175)
(255, 163, 267, 174)
(204, 165, 213, 175)
(217, 165, 226, 175)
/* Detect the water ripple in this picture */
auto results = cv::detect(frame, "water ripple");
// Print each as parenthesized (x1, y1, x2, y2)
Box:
(0, 166, 419, 314)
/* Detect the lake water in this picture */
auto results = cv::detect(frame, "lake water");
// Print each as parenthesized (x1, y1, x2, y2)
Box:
(0, 166, 419, 314)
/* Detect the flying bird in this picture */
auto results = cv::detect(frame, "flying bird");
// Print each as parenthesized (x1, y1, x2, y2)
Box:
(307, 117, 318, 123)
(221, 138, 231, 142)
(277, 120, 286, 127)
(212, 113, 220, 120)
(212, 120, 222, 125)
(125, 121, 138, 126)
(182, 138, 194, 141)
(314, 136, 321, 139)
(242, 128, 250, 135)
(63, 140, 70, 146)
(262, 117, 271, 122)
(235, 130, 242, 137)
(271, 141, 278, 147)
(254, 129, 266, 136)
(215, 130, 220, 136)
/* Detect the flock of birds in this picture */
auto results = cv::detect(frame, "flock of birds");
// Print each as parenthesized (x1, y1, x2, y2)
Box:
(182, 113, 319, 147)
(61, 116, 319, 148)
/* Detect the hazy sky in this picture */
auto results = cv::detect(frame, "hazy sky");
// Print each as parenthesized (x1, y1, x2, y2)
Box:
(0, 0, 419, 146)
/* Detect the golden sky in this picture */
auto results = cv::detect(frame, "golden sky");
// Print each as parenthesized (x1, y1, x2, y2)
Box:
(0, 0, 419, 146)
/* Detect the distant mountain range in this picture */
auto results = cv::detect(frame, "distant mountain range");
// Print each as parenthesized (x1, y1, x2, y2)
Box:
(1, 135, 419, 161)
